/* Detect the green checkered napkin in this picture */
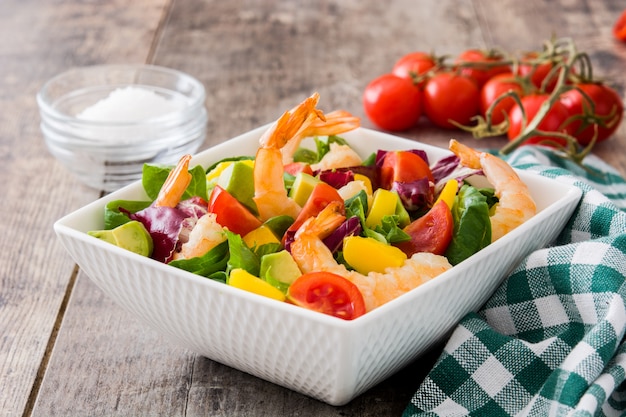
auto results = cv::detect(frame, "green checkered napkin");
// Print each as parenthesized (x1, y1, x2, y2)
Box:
(404, 146, 626, 417)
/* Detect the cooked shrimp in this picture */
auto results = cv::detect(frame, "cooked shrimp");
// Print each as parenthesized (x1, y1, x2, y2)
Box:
(290, 202, 452, 311)
(173, 213, 227, 260)
(154, 154, 192, 208)
(254, 93, 325, 221)
(281, 109, 361, 164)
(310, 142, 363, 171)
(449, 139, 536, 241)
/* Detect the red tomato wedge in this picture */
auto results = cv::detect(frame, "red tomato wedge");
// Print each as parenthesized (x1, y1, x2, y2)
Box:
(394, 200, 453, 256)
(380, 150, 434, 190)
(284, 162, 313, 177)
(284, 182, 344, 239)
(208, 185, 262, 236)
(287, 272, 366, 320)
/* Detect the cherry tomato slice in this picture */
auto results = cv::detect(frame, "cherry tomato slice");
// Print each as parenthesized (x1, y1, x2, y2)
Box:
(363, 73, 422, 131)
(284, 162, 313, 177)
(208, 185, 262, 236)
(283, 182, 344, 243)
(379, 150, 434, 190)
(287, 271, 366, 320)
(394, 200, 453, 256)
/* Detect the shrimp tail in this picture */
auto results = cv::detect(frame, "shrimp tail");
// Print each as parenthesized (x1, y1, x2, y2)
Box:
(154, 154, 192, 208)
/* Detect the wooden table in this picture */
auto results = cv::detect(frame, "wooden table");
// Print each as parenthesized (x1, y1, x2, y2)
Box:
(2, 1, 624, 415)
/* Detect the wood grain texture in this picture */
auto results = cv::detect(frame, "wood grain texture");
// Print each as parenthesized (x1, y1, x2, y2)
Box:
(2, 0, 625, 416)
(0, 1, 169, 416)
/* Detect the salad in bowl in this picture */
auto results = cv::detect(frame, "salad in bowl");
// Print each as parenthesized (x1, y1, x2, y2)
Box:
(88, 92, 536, 319)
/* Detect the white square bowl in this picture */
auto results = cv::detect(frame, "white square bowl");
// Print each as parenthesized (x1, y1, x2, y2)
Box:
(54, 127, 582, 405)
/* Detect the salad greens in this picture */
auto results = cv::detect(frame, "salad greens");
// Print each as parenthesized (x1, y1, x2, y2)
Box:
(92, 136, 501, 294)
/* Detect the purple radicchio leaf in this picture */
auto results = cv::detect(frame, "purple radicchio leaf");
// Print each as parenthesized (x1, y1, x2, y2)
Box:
(130, 196, 208, 264)
(318, 170, 355, 189)
(322, 216, 362, 253)
(392, 178, 434, 212)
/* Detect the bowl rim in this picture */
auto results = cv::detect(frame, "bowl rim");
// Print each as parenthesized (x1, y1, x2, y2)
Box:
(36, 64, 207, 127)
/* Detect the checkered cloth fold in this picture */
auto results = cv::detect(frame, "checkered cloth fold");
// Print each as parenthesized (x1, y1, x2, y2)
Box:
(404, 146, 626, 417)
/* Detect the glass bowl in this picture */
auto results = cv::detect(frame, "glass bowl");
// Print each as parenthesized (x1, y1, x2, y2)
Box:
(37, 64, 208, 191)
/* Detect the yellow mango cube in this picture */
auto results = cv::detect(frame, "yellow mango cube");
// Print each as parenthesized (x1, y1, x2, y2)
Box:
(228, 268, 286, 301)
(365, 188, 398, 228)
(243, 225, 280, 248)
(343, 236, 407, 274)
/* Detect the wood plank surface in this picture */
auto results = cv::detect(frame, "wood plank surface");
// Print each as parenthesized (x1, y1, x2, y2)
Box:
(0, 1, 169, 416)
(1, 0, 624, 416)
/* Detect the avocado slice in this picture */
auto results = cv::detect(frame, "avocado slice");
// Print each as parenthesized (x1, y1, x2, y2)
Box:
(289, 172, 320, 207)
(260, 250, 302, 293)
(88, 220, 153, 257)
(216, 161, 257, 214)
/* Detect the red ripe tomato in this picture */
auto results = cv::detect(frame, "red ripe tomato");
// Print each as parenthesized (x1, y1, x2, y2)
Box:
(516, 52, 569, 93)
(208, 185, 262, 236)
(507, 93, 572, 146)
(423, 72, 480, 129)
(284, 162, 313, 177)
(287, 271, 366, 320)
(391, 51, 437, 84)
(363, 73, 422, 131)
(614, 9, 626, 42)
(284, 182, 344, 242)
(394, 200, 453, 256)
(560, 83, 624, 145)
(379, 150, 434, 190)
(480, 72, 525, 125)
(455, 49, 510, 87)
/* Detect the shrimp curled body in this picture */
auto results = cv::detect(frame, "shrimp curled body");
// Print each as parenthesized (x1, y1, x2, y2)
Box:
(290, 202, 452, 311)
(449, 139, 537, 242)
(173, 213, 227, 260)
(253, 93, 325, 221)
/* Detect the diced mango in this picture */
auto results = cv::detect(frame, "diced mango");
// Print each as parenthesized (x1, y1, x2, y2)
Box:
(434, 179, 458, 209)
(228, 268, 286, 301)
(343, 236, 407, 274)
(365, 188, 398, 228)
(243, 224, 280, 248)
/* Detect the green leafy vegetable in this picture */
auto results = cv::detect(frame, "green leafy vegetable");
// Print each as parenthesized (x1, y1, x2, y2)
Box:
(445, 184, 491, 265)
(104, 199, 152, 230)
(142, 163, 207, 201)
(225, 231, 260, 276)
(168, 241, 229, 280)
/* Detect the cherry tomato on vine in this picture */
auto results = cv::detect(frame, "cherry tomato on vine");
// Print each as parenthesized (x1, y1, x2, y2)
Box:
(392, 51, 437, 85)
(507, 93, 573, 146)
(363, 73, 422, 131)
(614, 9, 626, 42)
(287, 271, 366, 320)
(455, 49, 510, 87)
(423, 72, 480, 129)
(516, 52, 571, 93)
(560, 83, 624, 145)
(480, 72, 525, 125)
